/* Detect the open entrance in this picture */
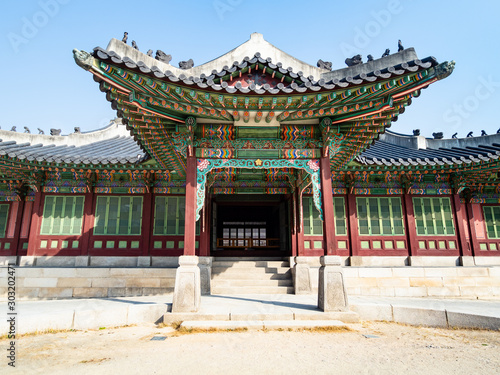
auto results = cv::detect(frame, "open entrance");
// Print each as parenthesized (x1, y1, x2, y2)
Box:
(211, 195, 290, 257)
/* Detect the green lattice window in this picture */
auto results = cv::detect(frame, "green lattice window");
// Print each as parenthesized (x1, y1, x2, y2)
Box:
(40, 196, 85, 235)
(483, 206, 500, 239)
(0, 204, 9, 238)
(357, 197, 404, 236)
(334, 197, 347, 236)
(303, 196, 323, 236)
(94, 196, 143, 235)
(413, 197, 455, 236)
(154, 196, 186, 235)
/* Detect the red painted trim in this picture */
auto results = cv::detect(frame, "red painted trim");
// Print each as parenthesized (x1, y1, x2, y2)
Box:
(79, 191, 94, 256)
(403, 194, 417, 256)
(453, 194, 471, 257)
(290, 194, 297, 257)
(347, 193, 359, 256)
(183, 156, 197, 256)
(320, 156, 336, 255)
(466, 202, 479, 256)
(11, 200, 25, 256)
(27, 191, 43, 256)
(297, 189, 305, 256)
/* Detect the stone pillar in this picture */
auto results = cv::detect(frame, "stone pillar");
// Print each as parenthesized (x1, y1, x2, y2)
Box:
(318, 255, 348, 312)
(198, 256, 212, 295)
(294, 256, 312, 294)
(172, 255, 201, 312)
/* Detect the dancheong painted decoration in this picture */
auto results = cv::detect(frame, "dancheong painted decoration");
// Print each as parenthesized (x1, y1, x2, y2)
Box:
(0, 33, 498, 263)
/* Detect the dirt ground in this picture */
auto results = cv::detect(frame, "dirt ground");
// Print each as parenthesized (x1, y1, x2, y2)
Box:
(2, 322, 499, 375)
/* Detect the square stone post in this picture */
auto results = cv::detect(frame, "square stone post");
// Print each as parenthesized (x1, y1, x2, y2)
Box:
(293, 256, 312, 294)
(198, 256, 213, 295)
(318, 255, 348, 312)
(172, 255, 201, 312)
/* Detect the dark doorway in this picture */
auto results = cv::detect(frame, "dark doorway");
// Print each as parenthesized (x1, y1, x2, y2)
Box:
(211, 197, 288, 257)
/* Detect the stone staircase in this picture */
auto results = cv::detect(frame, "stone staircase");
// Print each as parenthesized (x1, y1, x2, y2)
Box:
(211, 257, 294, 295)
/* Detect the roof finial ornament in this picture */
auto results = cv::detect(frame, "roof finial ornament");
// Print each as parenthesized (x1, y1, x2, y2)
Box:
(24, 126, 30, 134)
(179, 58, 194, 70)
(398, 40, 404, 52)
(155, 50, 172, 64)
(38, 128, 44, 135)
(50, 128, 61, 136)
(481, 130, 487, 136)
(122, 32, 128, 44)
(345, 54, 362, 67)
(452, 132, 458, 139)
(132, 41, 139, 50)
(432, 132, 443, 139)
(10, 126, 16, 132)
(317, 59, 332, 71)
(412, 129, 420, 136)
(382, 49, 390, 57)
(74, 127, 81, 134)
(367, 54, 374, 62)
(467, 131, 473, 137)
(146, 49, 153, 57)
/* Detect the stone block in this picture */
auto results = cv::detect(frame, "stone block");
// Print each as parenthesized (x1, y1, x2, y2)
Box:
(91, 278, 126, 288)
(447, 311, 500, 330)
(137, 256, 151, 267)
(377, 277, 410, 288)
(294, 256, 312, 294)
(474, 256, 500, 266)
(160, 278, 175, 288)
(393, 306, 448, 328)
(151, 257, 179, 267)
(23, 277, 58, 288)
(427, 286, 460, 297)
(107, 288, 126, 297)
(489, 267, 500, 277)
(57, 277, 91, 288)
(342, 268, 359, 278)
(459, 286, 493, 297)
(230, 313, 294, 321)
(143, 287, 173, 295)
(125, 278, 161, 288)
(350, 256, 408, 267)
(443, 277, 476, 286)
(460, 256, 475, 266)
(424, 268, 457, 277)
(409, 277, 443, 288)
(90, 256, 137, 267)
(318, 256, 349, 312)
(128, 304, 167, 324)
(394, 287, 428, 297)
(75, 268, 111, 278)
(17, 309, 74, 335)
(456, 268, 489, 277)
(0, 256, 17, 266)
(37, 287, 73, 299)
(409, 256, 459, 267)
(345, 277, 378, 288)
(73, 287, 108, 298)
(172, 256, 201, 313)
(358, 268, 393, 278)
(75, 256, 89, 267)
(125, 287, 144, 297)
(350, 302, 393, 322)
(17, 288, 40, 299)
(73, 307, 128, 330)
(42, 268, 77, 278)
(36, 256, 76, 267)
(293, 311, 359, 323)
(109, 268, 145, 277)
(17, 268, 44, 277)
(198, 256, 212, 295)
(345, 287, 361, 295)
(392, 267, 425, 278)
(19, 256, 36, 266)
(144, 268, 177, 277)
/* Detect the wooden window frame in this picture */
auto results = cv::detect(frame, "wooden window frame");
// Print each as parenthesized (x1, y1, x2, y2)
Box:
(483, 205, 500, 239)
(0, 204, 9, 238)
(93, 196, 143, 236)
(40, 195, 85, 236)
(356, 197, 405, 236)
(413, 197, 455, 236)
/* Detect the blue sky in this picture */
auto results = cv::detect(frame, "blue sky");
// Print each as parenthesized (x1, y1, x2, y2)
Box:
(1, 0, 499, 138)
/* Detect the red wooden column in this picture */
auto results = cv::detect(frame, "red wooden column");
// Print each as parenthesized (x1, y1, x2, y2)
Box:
(199, 194, 211, 256)
(320, 156, 336, 255)
(10, 199, 25, 256)
(79, 189, 95, 256)
(27, 190, 43, 256)
(347, 193, 359, 256)
(183, 155, 197, 256)
(141, 191, 153, 256)
(297, 189, 305, 256)
(453, 194, 472, 257)
(465, 201, 479, 256)
(403, 194, 417, 256)
(290, 193, 297, 257)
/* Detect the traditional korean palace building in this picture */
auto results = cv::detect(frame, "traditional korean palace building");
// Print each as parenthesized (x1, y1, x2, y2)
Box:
(1, 33, 500, 292)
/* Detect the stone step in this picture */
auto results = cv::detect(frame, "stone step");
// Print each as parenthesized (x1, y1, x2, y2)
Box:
(211, 272, 291, 281)
(212, 266, 292, 275)
(180, 320, 349, 330)
(211, 286, 295, 295)
(213, 257, 286, 261)
(212, 279, 293, 287)
(212, 261, 289, 268)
